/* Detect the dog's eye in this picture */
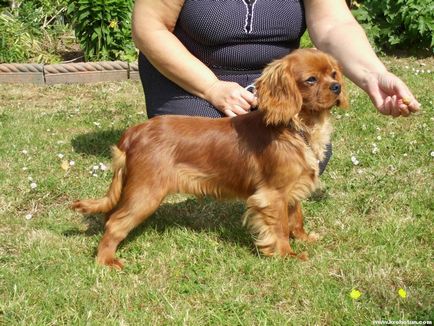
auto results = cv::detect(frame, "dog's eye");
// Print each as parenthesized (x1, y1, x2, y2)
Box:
(305, 76, 317, 85)
(331, 71, 337, 79)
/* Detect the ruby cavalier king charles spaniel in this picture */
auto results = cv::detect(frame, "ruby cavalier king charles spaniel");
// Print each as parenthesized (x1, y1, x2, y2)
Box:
(72, 48, 348, 269)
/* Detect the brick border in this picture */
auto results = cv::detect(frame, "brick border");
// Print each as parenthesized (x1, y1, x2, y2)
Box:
(0, 61, 140, 85)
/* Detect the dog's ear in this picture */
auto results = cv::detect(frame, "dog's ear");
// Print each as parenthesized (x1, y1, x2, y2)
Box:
(338, 75, 349, 110)
(335, 64, 349, 109)
(255, 58, 302, 126)
(338, 86, 349, 109)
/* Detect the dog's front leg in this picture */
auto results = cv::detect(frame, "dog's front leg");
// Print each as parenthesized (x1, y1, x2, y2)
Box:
(244, 192, 299, 258)
(288, 201, 319, 243)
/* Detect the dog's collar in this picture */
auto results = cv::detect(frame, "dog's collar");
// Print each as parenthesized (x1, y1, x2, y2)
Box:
(244, 83, 256, 94)
(298, 130, 309, 145)
(286, 119, 310, 146)
(245, 83, 258, 112)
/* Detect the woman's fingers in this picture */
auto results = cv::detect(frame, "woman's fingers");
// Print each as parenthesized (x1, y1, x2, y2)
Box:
(241, 89, 258, 107)
(225, 104, 249, 116)
(205, 80, 258, 116)
(368, 71, 421, 117)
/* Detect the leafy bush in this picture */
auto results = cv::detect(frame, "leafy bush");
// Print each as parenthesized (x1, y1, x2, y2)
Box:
(0, 10, 38, 62)
(0, 1, 72, 63)
(17, 0, 69, 32)
(67, 0, 137, 62)
(352, 0, 434, 52)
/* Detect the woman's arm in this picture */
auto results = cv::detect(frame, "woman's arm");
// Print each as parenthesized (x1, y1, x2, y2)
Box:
(304, 0, 420, 116)
(132, 0, 256, 116)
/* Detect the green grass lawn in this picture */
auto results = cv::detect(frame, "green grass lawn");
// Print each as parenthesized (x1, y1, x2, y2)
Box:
(0, 55, 433, 325)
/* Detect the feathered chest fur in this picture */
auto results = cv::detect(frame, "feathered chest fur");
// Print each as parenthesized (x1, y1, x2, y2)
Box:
(299, 110, 333, 164)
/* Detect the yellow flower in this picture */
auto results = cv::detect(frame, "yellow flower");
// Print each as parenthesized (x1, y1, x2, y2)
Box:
(350, 289, 362, 300)
(109, 20, 118, 29)
(398, 288, 407, 298)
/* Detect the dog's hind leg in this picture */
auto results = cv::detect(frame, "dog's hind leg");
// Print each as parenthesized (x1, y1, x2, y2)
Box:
(96, 184, 166, 269)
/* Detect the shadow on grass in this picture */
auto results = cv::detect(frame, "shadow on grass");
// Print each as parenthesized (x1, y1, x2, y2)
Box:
(64, 197, 253, 252)
(71, 129, 123, 159)
(308, 187, 330, 202)
(385, 47, 433, 59)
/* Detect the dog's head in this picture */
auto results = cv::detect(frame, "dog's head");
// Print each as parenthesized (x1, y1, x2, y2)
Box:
(255, 48, 348, 126)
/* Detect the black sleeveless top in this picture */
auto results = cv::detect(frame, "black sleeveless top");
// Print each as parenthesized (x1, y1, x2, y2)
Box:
(139, 0, 306, 118)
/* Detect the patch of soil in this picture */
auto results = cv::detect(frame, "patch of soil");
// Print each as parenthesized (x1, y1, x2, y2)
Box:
(58, 43, 84, 63)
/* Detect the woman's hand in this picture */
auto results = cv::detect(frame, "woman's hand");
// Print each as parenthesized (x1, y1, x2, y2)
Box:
(204, 80, 258, 117)
(364, 71, 421, 117)
(304, 0, 421, 118)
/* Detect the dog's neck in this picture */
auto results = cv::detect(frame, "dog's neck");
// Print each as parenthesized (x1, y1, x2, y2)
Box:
(297, 109, 330, 130)
(294, 109, 333, 163)
(234, 110, 332, 163)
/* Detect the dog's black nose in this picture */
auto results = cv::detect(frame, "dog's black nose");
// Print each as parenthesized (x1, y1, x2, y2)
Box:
(330, 83, 341, 95)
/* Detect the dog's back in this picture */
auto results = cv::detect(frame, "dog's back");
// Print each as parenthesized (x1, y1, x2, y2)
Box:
(118, 113, 314, 199)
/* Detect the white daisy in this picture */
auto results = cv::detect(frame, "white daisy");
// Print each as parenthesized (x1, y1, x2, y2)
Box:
(351, 155, 360, 165)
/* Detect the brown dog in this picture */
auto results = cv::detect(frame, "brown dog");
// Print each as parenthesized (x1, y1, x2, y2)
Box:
(72, 49, 348, 269)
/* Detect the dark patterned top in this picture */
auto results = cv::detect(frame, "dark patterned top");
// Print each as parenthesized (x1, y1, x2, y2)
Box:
(138, 0, 306, 118)
(175, 0, 306, 71)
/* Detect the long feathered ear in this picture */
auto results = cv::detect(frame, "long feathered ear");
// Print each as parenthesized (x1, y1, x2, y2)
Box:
(255, 58, 302, 126)
(338, 87, 349, 109)
(336, 64, 349, 109)
(338, 80, 349, 109)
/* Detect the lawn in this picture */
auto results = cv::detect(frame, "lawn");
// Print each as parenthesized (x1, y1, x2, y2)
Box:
(0, 55, 433, 325)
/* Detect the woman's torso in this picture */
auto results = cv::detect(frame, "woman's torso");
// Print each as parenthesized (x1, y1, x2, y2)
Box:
(175, 0, 306, 71)
(139, 0, 306, 118)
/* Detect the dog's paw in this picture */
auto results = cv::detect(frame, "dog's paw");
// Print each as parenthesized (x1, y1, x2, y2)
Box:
(71, 200, 97, 214)
(71, 200, 87, 213)
(306, 232, 320, 243)
(298, 251, 309, 261)
(97, 257, 124, 270)
(292, 230, 320, 243)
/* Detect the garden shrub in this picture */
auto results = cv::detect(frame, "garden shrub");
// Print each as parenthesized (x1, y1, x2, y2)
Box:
(67, 0, 137, 62)
(0, 10, 38, 62)
(17, 0, 69, 32)
(0, 0, 71, 63)
(352, 0, 433, 52)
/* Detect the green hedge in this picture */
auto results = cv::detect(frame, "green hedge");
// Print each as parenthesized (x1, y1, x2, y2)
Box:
(352, 0, 433, 52)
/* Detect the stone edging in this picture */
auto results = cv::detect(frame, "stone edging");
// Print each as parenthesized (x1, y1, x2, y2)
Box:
(0, 61, 139, 84)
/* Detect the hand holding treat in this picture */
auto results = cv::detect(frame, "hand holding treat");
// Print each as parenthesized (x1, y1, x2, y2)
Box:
(367, 71, 421, 117)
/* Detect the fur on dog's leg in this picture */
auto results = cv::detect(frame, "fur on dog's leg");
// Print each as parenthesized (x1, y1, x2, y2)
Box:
(72, 146, 125, 214)
(244, 190, 297, 258)
(96, 184, 166, 269)
(288, 201, 319, 243)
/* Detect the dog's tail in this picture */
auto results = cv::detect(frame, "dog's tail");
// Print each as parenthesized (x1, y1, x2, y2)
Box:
(72, 146, 126, 214)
